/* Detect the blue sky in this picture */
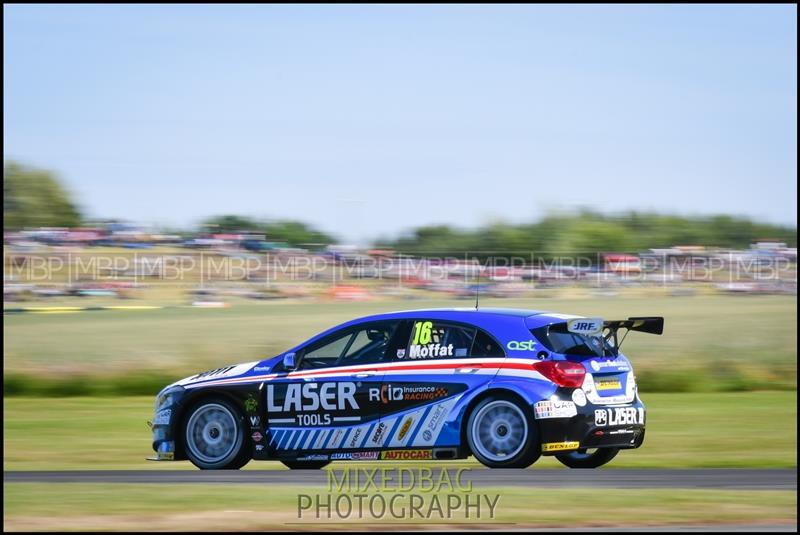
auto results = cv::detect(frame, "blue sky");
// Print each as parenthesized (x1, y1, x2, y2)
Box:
(4, 4, 797, 243)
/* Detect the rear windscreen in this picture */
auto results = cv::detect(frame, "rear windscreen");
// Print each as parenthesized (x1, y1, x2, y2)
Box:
(531, 324, 616, 357)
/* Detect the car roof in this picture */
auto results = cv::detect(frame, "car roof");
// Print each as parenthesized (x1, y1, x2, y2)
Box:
(281, 307, 586, 354)
(340, 307, 582, 327)
(370, 307, 544, 319)
(372, 307, 587, 329)
(336, 307, 576, 331)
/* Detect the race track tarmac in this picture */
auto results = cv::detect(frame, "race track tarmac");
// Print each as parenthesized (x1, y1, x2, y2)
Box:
(4, 468, 796, 489)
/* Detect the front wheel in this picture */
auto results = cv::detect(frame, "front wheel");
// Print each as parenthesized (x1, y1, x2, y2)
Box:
(556, 447, 619, 468)
(182, 398, 251, 470)
(466, 396, 540, 468)
(282, 460, 331, 470)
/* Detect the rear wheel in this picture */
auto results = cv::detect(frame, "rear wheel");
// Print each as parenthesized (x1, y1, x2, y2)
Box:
(556, 447, 619, 468)
(182, 398, 250, 470)
(466, 396, 540, 468)
(281, 460, 331, 470)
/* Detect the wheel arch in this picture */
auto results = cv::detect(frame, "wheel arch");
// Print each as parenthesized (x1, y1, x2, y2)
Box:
(172, 387, 252, 460)
(458, 387, 537, 457)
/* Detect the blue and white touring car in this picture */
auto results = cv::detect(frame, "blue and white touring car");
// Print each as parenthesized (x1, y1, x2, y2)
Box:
(149, 308, 663, 469)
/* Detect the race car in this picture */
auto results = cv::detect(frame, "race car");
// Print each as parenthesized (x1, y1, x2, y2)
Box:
(149, 308, 663, 470)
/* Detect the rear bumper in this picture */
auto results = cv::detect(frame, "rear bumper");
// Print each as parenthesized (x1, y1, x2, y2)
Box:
(534, 392, 646, 454)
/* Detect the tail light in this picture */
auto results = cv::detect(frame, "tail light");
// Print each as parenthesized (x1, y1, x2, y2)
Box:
(533, 360, 586, 388)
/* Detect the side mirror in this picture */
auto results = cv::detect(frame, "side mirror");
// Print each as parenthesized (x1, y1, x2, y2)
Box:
(283, 352, 297, 371)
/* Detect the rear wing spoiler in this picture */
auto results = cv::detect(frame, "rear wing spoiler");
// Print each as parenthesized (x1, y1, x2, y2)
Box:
(563, 316, 664, 354)
(603, 317, 664, 336)
(564, 316, 664, 336)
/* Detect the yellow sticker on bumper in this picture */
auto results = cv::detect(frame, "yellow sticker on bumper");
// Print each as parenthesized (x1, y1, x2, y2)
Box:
(542, 441, 580, 452)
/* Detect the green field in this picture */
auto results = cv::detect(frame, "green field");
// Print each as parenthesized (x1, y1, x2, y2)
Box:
(3, 392, 795, 471)
(4, 295, 797, 471)
(3, 483, 796, 531)
(4, 295, 798, 393)
(3, 292, 798, 531)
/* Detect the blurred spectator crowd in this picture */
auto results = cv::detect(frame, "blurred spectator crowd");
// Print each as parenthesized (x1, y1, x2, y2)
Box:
(4, 224, 797, 304)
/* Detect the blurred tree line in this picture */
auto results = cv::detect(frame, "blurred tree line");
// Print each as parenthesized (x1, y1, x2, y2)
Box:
(202, 215, 335, 248)
(4, 161, 82, 229)
(4, 160, 795, 254)
(378, 210, 797, 256)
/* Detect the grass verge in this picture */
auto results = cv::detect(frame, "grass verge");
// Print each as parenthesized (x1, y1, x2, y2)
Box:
(3, 392, 796, 470)
(4, 295, 797, 393)
(3, 483, 796, 531)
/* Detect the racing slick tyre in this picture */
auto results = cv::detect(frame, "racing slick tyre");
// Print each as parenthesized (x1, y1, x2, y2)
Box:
(555, 447, 619, 469)
(182, 397, 251, 470)
(281, 460, 331, 470)
(466, 396, 540, 469)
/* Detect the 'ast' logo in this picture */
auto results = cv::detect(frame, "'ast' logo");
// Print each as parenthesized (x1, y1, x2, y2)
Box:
(506, 340, 537, 351)
(267, 382, 358, 413)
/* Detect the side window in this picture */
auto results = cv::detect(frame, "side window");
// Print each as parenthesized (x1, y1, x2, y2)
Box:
(299, 321, 401, 370)
(403, 320, 476, 360)
(301, 331, 352, 369)
(471, 329, 505, 358)
(340, 322, 399, 365)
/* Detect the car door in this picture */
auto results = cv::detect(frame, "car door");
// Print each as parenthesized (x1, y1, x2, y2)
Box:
(264, 320, 401, 459)
(374, 319, 506, 453)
